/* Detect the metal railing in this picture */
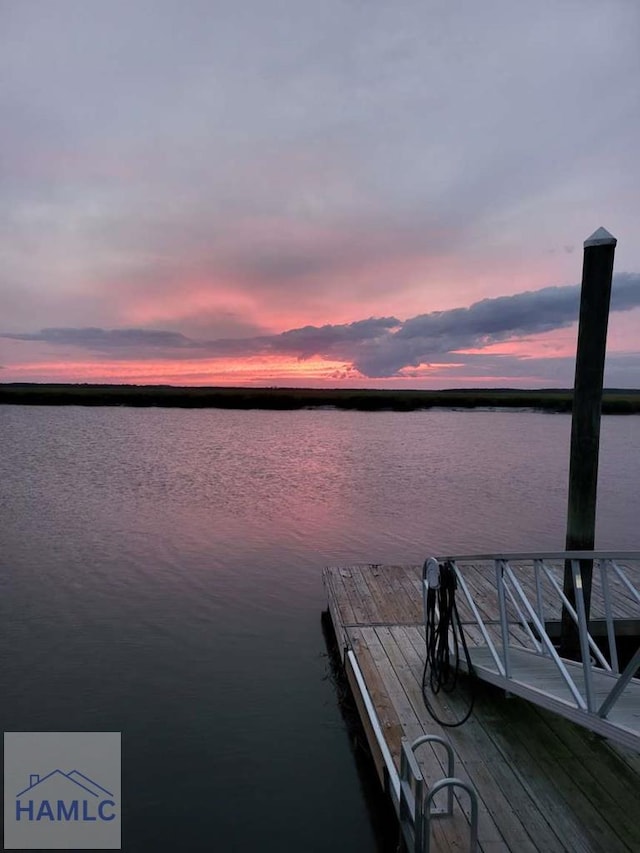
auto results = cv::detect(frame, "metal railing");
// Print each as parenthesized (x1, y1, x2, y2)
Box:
(424, 552, 640, 724)
(399, 735, 478, 853)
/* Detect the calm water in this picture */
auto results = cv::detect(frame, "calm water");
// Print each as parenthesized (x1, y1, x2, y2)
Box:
(1, 406, 639, 851)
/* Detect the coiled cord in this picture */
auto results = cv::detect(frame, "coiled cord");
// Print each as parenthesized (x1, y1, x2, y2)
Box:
(421, 560, 475, 727)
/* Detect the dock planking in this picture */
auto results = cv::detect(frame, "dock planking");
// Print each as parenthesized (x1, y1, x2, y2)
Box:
(324, 563, 640, 853)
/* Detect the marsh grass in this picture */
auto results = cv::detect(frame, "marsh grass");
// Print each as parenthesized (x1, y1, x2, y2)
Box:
(2, 383, 640, 413)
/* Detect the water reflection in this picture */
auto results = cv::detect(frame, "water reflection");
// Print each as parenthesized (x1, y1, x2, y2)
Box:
(1, 406, 639, 851)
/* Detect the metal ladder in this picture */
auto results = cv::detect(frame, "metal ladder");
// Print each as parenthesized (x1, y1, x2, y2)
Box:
(399, 735, 478, 853)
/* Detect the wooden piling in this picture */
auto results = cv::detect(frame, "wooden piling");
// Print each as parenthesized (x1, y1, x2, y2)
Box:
(561, 227, 617, 654)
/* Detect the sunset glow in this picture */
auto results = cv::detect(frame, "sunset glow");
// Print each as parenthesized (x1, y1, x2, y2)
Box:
(2, 3, 639, 388)
(6, 356, 359, 387)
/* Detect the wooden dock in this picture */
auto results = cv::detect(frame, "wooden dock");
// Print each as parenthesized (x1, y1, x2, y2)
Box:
(324, 563, 640, 853)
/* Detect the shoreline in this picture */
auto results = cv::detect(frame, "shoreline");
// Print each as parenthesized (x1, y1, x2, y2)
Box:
(2, 383, 640, 413)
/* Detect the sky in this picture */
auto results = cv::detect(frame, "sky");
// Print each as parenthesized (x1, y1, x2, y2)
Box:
(1, 0, 639, 388)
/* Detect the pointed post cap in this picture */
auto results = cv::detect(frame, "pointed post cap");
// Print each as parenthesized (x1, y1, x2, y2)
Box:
(584, 227, 617, 248)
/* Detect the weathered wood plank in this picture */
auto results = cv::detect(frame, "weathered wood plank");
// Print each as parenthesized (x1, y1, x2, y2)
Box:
(362, 566, 398, 625)
(385, 626, 567, 853)
(325, 565, 640, 853)
(393, 565, 424, 620)
(356, 627, 478, 851)
(474, 688, 639, 853)
(323, 569, 350, 650)
(349, 566, 381, 623)
(336, 566, 370, 625)
(385, 627, 515, 850)
(347, 627, 405, 768)
(371, 566, 415, 624)
(326, 567, 356, 629)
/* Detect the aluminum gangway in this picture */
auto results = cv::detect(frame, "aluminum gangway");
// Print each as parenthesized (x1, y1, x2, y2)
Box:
(423, 552, 640, 752)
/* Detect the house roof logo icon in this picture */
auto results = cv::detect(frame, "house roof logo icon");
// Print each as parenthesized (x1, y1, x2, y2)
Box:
(17, 769, 114, 799)
(4, 731, 121, 849)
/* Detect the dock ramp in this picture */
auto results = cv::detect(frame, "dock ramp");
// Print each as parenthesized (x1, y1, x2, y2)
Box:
(427, 552, 640, 752)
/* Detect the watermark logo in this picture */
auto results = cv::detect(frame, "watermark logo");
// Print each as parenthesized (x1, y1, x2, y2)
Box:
(4, 732, 121, 849)
(15, 768, 116, 823)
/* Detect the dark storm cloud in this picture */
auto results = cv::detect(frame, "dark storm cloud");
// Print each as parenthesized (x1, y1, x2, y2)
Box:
(352, 273, 640, 377)
(266, 316, 400, 358)
(5, 274, 638, 376)
(3, 327, 197, 350)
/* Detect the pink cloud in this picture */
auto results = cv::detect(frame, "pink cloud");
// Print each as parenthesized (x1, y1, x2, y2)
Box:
(2, 355, 355, 386)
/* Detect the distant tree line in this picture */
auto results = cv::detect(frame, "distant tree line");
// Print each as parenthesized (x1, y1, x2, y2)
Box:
(1, 384, 640, 413)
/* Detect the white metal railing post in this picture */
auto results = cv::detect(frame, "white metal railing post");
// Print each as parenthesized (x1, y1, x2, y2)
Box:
(598, 646, 640, 719)
(611, 561, 640, 607)
(571, 560, 596, 712)
(540, 563, 611, 672)
(503, 581, 542, 653)
(600, 560, 619, 674)
(496, 560, 511, 678)
(503, 564, 588, 710)
(451, 563, 505, 676)
(534, 559, 547, 655)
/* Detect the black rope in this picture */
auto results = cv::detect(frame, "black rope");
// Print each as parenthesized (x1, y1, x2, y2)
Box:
(421, 560, 475, 727)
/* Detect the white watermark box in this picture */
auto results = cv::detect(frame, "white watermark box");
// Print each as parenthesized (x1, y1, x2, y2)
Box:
(4, 732, 121, 850)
